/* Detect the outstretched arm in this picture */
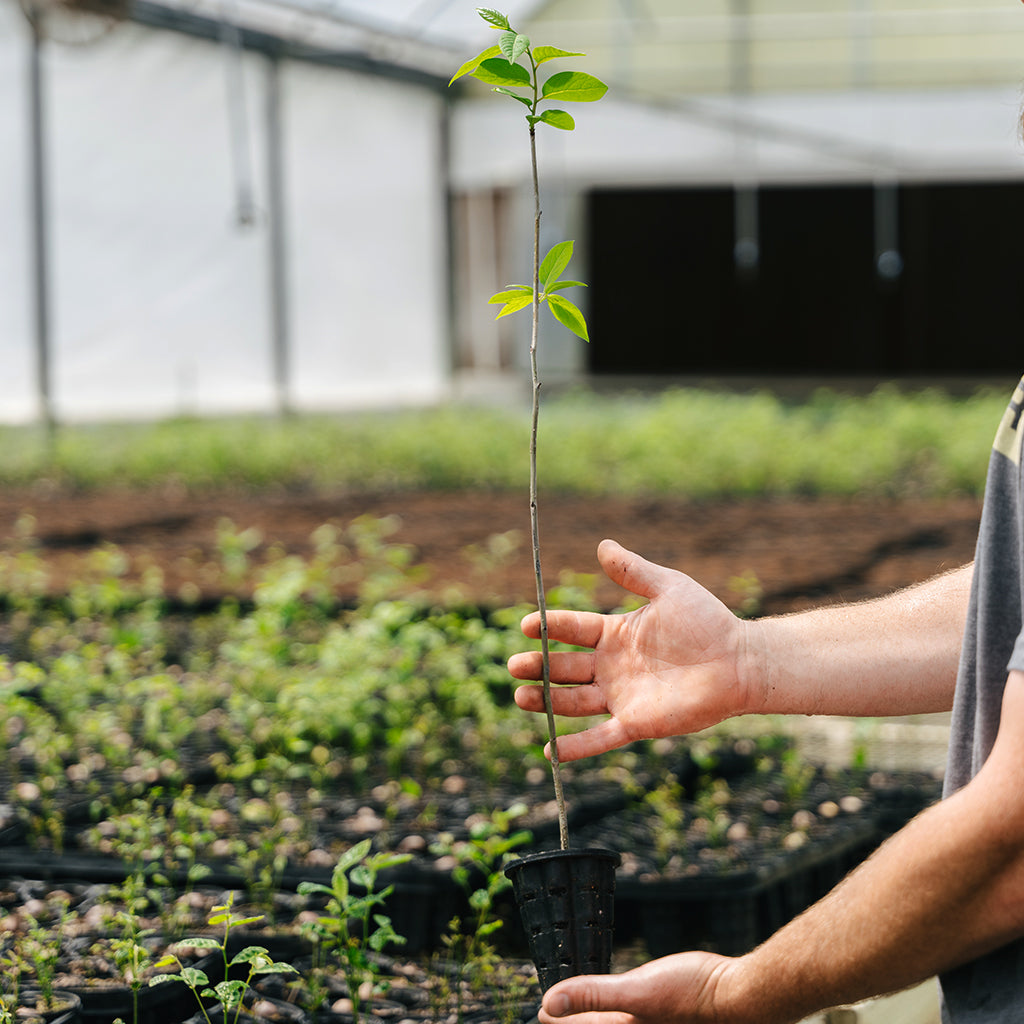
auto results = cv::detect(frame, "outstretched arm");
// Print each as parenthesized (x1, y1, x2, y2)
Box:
(509, 539, 971, 762)
(536, 670, 1024, 1024)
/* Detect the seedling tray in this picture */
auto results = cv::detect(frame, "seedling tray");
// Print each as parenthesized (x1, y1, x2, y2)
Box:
(616, 816, 880, 956)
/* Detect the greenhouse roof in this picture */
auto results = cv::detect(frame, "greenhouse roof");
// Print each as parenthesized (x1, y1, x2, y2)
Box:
(134, 0, 549, 80)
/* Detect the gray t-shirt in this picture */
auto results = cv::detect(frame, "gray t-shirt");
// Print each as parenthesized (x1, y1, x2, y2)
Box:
(941, 375, 1024, 1021)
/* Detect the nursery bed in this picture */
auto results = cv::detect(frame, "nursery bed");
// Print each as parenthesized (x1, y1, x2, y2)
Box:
(0, 746, 943, 959)
(0, 489, 982, 614)
(0, 487, 964, 1018)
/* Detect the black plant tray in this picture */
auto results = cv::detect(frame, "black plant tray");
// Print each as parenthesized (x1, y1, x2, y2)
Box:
(66, 954, 221, 1024)
(0, 847, 466, 956)
(0, 762, 943, 960)
(614, 815, 880, 956)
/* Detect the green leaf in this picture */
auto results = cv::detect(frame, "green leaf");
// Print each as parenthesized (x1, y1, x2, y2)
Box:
(213, 980, 246, 1010)
(254, 961, 299, 975)
(476, 7, 510, 30)
(493, 295, 534, 319)
(344, 891, 388, 919)
(539, 240, 574, 291)
(494, 87, 532, 107)
(173, 938, 219, 950)
(229, 946, 272, 966)
(537, 109, 575, 131)
(533, 45, 585, 65)
(541, 70, 608, 103)
(180, 967, 211, 988)
(148, 974, 184, 987)
(472, 57, 531, 88)
(296, 881, 331, 897)
(337, 838, 372, 874)
(498, 30, 530, 63)
(545, 279, 587, 293)
(349, 865, 379, 890)
(548, 294, 590, 341)
(448, 44, 501, 87)
(488, 286, 532, 304)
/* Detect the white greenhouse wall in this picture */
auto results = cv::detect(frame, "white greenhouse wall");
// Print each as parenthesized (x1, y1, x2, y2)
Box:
(0, 3, 34, 422)
(0, 4, 451, 423)
(284, 59, 448, 408)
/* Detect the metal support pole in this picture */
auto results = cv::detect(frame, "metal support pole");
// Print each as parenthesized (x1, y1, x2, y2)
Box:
(265, 52, 291, 416)
(874, 178, 903, 282)
(730, 0, 759, 278)
(27, 4, 56, 440)
(221, 4, 257, 226)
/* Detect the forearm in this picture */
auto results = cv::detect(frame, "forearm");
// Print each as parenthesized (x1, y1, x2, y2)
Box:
(721, 669, 1024, 1024)
(539, 714, 1024, 1024)
(742, 562, 972, 718)
(724, 794, 1017, 1021)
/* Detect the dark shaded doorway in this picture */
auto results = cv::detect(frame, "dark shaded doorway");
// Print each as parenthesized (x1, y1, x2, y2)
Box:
(586, 181, 1024, 378)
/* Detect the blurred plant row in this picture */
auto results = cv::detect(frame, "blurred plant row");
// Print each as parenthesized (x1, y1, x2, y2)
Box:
(0, 513, 937, 1022)
(0, 518, 569, 1019)
(1, 820, 538, 1024)
(0, 385, 1003, 497)
(0, 516, 572, 856)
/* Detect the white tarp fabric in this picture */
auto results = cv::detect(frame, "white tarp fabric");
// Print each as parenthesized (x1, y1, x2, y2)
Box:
(0, 2, 450, 423)
(5, 0, 1024, 424)
(451, 89, 1024, 192)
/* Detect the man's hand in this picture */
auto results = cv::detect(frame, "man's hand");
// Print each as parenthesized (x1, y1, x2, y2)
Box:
(508, 539, 758, 763)
(536, 953, 740, 1024)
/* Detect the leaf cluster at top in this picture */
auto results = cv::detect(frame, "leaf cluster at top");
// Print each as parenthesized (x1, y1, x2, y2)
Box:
(450, 10, 608, 343)
(449, 7, 608, 134)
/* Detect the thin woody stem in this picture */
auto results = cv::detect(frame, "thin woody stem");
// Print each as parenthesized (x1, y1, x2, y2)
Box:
(528, 101, 569, 851)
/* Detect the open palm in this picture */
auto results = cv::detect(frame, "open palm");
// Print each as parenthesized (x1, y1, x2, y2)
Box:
(508, 539, 757, 763)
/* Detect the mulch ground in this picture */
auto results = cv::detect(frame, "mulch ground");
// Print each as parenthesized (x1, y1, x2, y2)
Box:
(0, 487, 982, 614)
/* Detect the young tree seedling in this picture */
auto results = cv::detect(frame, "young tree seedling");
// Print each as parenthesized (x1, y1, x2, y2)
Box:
(451, 7, 607, 851)
(296, 839, 411, 1024)
(149, 893, 297, 1024)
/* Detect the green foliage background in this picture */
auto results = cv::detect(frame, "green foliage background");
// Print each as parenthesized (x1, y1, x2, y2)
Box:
(0, 385, 997, 888)
(0, 386, 1005, 497)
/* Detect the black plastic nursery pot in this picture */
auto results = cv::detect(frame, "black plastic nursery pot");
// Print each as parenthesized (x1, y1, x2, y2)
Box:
(13, 989, 83, 1023)
(503, 848, 620, 993)
(67, 952, 223, 1024)
(184, 995, 310, 1024)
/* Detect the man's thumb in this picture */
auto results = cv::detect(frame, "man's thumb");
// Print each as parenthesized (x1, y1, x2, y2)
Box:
(597, 539, 676, 601)
(542, 974, 630, 1020)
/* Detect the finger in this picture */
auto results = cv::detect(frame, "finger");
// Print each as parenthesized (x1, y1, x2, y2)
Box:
(597, 539, 681, 602)
(545, 717, 632, 763)
(541, 975, 640, 1024)
(539, 1009, 632, 1024)
(508, 650, 598, 683)
(539, 1008, 632, 1024)
(521, 609, 605, 648)
(513, 681, 610, 717)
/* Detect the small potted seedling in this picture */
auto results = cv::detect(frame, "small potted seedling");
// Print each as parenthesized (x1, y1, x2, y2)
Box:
(149, 894, 298, 1024)
(450, 7, 619, 993)
(14, 906, 84, 1023)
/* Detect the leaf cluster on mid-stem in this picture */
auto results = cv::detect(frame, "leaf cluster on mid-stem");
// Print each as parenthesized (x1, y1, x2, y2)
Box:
(488, 239, 590, 342)
(450, 8, 608, 342)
